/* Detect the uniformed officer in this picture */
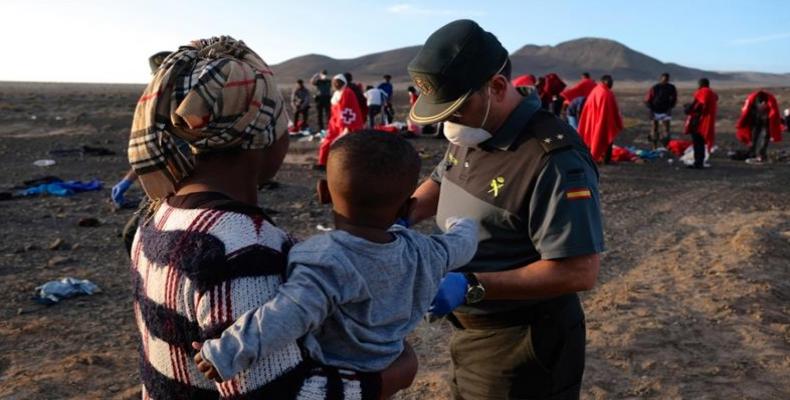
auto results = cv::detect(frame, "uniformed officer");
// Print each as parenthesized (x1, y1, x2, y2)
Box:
(407, 20, 604, 400)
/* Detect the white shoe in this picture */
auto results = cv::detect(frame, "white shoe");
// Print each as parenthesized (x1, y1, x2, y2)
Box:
(745, 157, 765, 165)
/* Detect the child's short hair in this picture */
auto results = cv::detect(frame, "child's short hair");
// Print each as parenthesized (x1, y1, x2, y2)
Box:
(328, 130, 421, 209)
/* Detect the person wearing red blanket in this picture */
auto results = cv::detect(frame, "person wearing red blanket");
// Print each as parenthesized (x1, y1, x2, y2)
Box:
(735, 90, 782, 164)
(683, 78, 718, 169)
(578, 75, 623, 164)
(315, 74, 364, 170)
(561, 72, 596, 129)
(561, 72, 596, 104)
(537, 73, 567, 116)
(511, 73, 536, 87)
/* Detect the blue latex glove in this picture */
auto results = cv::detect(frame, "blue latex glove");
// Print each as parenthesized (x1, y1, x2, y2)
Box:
(428, 272, 468, 318)
(111, 178, 133, 206)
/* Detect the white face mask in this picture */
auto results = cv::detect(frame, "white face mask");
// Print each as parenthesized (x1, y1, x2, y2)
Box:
(443, 88, 492, 147)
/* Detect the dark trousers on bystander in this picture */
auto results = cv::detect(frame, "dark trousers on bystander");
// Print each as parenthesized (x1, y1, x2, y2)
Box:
(315, 96, 331, 131)
(749, 122, 770, 160)
(293, 107, 310, 130)
(368, 105, 382, 128)
(690, 132, 706, 168)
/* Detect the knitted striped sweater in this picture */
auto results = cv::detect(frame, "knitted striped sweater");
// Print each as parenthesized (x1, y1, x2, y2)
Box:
(131, 193, 310, 399)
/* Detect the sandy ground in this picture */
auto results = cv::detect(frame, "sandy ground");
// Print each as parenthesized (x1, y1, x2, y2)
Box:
(0, 82, 788, 399)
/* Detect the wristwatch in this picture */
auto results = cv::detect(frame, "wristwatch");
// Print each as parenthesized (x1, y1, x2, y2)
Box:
(463, 273, 486, 304)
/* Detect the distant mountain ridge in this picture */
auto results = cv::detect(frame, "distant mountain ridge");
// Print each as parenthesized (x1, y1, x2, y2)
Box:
(271, 38, 789, 86)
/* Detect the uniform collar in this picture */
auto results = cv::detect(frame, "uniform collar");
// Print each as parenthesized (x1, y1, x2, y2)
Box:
(480, 90, 542, 151)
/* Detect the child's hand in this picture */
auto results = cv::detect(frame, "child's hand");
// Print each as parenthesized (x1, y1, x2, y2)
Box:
(444, 216, 465, 230)
(192, 341, 223, 382)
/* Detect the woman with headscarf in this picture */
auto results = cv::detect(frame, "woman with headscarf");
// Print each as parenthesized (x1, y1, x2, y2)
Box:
(128, 36, 414, 399)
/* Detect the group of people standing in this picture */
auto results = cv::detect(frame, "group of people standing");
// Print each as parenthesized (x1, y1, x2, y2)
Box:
(123, 21, 606, 400)
(118, 18, 787, 400)
(291, 72, 401, 170)
(512, 70, 786, 168)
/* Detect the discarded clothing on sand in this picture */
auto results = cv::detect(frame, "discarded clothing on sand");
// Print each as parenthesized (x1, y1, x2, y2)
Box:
(34, 277, 100, 305)
(33, 159, 56, 167)
(611, 146, 638, 163)
(628, 147, 665, 160)
(667, 139, 693, 157)
(20, 179, 102, 197)
(680, 146, 710, 167)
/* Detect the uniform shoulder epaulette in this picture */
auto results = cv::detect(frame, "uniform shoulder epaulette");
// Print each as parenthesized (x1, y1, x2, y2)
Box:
(528, 111, 574, 153)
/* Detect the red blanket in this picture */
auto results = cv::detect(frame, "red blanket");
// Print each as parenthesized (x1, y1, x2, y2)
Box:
(578, 83, 623, 162)
(541, 73, 566, 96)
(667, 139, 693, 157)
(538, 73, 566, 104)
(512, 74, 536, 87)
(735, 90, 782, 145)
(560, 78, 596, 104)
(329, 87, 364, 135)
(683, 87, 718, 148)
(373, 124, 400, 133)
(611, 145, 637, 163)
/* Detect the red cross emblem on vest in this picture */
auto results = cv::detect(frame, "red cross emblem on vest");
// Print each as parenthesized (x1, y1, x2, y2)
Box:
(341, 108, 356, 124)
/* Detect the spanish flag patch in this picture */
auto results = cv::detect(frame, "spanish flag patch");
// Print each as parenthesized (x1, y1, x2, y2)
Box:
(566, 188, 592, 200)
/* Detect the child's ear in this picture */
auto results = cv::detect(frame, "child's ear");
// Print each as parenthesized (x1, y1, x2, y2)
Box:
(316, 179, 332, 204)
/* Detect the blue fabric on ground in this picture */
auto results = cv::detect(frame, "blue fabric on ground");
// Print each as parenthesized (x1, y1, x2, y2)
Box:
(20, 180, 103, 197)
(629, 147, 663, 160)
(34, 277, 100, 304)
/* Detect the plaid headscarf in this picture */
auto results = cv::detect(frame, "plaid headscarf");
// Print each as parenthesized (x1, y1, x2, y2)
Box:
(129, 36, 287, 200)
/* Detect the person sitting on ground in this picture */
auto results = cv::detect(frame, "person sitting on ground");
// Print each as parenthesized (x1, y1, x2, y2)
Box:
(577, 74, 624, 164)
(644, 72, 678, 149)
(128, 37, 416, 400)
(314, 74, 364, 170)
(683, 78, 718, 169)
(194, 131, 479, 398)
(736, 89, 782, 165)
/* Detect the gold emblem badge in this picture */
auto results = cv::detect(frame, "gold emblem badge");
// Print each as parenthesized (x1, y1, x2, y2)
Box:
(488, 176, 505, 197)
(414, 76, 435, 95)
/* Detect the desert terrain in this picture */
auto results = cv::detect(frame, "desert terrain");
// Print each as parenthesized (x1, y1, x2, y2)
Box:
(0, 81, 788, 399)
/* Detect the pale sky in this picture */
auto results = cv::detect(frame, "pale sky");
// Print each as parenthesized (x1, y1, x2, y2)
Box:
(1, 0, 788, 83)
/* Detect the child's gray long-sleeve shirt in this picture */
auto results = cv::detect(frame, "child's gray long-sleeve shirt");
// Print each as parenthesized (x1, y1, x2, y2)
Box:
(201, 218, 478, 380)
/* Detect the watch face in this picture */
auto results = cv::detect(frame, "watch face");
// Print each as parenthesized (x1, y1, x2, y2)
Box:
(466, 286, 485, 304)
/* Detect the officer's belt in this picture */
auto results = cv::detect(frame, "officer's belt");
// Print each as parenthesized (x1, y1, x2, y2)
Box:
(448, 294, 575, 330)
